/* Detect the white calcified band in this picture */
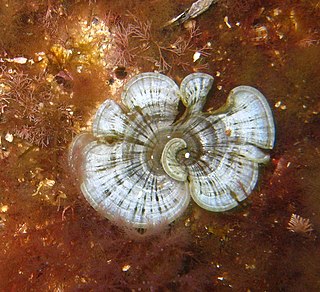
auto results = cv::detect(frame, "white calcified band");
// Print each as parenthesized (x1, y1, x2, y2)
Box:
(161, 138, 189, 182)
(69, 72, 275, 228)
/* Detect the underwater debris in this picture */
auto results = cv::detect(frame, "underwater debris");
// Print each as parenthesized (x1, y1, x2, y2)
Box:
(287, 214, 313, 234)
(163, 0, 218, 27)
(32, 178, 56, 197)
(70, 72, 275, 228)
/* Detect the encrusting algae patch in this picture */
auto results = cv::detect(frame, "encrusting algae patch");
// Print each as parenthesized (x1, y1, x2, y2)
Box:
(0, 0, 320, 291)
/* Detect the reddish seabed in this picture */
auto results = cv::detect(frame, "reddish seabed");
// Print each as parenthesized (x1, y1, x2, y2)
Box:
(0, 0, 320, 291)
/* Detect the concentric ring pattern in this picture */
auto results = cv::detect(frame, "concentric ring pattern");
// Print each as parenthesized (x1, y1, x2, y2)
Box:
(69, 72, 275, 228)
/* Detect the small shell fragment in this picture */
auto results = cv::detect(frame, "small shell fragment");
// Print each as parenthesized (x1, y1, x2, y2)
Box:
(188, 0, 216, 19)
(224, 16, 232, 29)
(122, 264, 131, 272)
(163, 0, 217, 27)
(5, 133, 13, 143)
(5, 57, 28, 64)
(1, 205, 8, 212)
(193, 51, 201, 62)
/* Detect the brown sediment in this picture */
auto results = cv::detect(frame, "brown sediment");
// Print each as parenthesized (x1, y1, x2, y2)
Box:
(0, 0, 320, 290)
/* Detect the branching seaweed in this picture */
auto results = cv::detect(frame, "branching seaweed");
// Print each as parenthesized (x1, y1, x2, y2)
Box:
(0, 68, 78, 148)
(108, 13, 208, 72)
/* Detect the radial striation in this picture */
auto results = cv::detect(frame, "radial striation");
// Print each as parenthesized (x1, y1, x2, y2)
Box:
(69, 72, 275, 228)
